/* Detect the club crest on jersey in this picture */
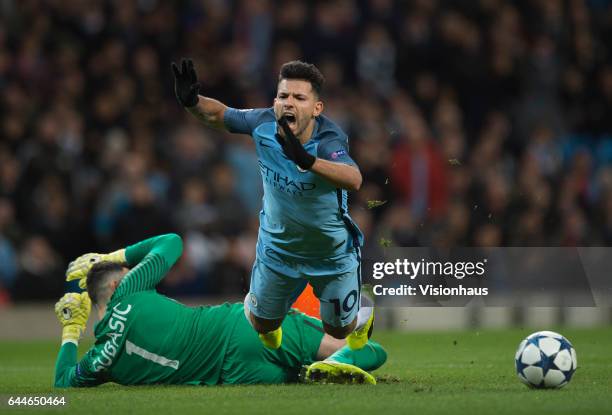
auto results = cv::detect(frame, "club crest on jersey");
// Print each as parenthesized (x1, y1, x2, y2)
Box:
(330, 149, 346, 160)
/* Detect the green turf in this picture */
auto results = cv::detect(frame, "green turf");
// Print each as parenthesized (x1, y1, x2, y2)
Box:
(1, 328, 611, 414)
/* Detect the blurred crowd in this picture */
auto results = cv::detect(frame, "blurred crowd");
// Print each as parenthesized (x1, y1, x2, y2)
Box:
(0, 0, 611, 302)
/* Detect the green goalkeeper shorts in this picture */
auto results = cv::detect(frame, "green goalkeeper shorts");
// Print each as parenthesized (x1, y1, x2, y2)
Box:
(220, 308, 325, 384)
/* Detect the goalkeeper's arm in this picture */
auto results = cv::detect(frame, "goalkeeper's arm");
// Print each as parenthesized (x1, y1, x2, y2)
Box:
(111, 233, 183, 299)
(171, 58, 228, 131)
(54, 293, 102, 387)
(66, 234, 183, 296)
(54, 343, 104, 388)
(54, 342, 80, 387)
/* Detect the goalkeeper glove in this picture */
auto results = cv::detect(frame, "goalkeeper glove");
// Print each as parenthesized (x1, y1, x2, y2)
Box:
(65, 249, 126, 290)
(55, 292, 91, 345)
(275, 116, 316, 171)
(171, 58, 200, 108)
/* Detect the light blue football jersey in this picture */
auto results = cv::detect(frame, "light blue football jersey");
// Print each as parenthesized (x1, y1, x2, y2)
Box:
(224, 107, 363, 276)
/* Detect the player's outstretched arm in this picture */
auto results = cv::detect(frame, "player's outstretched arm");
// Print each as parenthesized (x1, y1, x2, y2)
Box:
(276, 116, 362, 191)
(172, 58, 228, 131)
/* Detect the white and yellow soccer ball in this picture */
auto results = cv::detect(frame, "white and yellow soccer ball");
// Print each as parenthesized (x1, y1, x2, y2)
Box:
(515, 330, 577, 389)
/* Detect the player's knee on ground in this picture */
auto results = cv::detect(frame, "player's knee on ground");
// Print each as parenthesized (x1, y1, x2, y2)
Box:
(323, 319, 357, 339)
(249, 312, 283, 334)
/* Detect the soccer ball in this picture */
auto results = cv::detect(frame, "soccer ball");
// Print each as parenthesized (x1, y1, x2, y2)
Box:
(515, 330, 577, 389)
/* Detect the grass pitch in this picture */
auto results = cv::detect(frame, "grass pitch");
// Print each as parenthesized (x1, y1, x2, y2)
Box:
(1, 327, 611, 414)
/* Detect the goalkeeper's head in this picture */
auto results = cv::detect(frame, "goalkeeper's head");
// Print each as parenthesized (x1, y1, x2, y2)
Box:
(86, 261, 129, 310)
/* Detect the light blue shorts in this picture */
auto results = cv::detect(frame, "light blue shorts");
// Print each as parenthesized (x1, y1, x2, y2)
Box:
(246, 250, 361, 328)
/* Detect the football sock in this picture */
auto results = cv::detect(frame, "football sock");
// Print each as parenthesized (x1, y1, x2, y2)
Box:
(355, 305, 373, 331)
(244, 293, 283, 349)
(327, 340, 387, 371)
(355, 291, 374, 331)
(243, 293, 254, 327)
(259, 327, 282, 349)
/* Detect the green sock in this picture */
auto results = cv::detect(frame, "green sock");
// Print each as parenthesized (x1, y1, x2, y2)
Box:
(327, 340, 387, 371)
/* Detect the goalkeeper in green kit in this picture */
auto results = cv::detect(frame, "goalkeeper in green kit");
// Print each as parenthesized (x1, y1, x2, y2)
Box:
(54, 234, 387, 387)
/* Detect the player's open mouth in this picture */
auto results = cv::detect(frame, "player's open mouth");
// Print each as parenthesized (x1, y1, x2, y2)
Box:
(283, 113, 297, 126)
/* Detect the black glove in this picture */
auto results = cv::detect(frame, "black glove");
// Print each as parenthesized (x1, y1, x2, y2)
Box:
(275, 116, 316, 170)
(171, 58, 200, 108)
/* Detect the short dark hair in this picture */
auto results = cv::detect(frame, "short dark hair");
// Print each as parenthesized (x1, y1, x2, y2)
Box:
(279, 61, 325, 97)
(86, 261, 125, 305)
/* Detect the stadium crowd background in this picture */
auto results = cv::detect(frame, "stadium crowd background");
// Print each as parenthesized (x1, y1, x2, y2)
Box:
(0, 0, 610, 303)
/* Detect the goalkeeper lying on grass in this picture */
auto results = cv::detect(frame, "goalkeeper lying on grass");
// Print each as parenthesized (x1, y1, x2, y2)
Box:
(54, 234, 387, 387)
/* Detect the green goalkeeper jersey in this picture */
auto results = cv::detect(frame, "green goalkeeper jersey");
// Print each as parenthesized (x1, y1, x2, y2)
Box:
(54, 234, 241, 387)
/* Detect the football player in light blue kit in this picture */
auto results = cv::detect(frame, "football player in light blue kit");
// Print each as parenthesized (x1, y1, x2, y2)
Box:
(172, 59, 373, 351)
